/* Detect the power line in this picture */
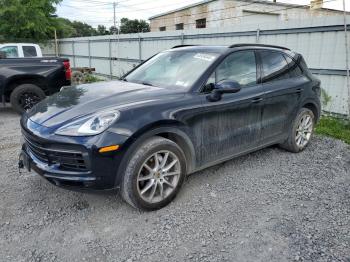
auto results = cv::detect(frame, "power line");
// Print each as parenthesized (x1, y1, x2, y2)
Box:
(62, 0, 197, 14)
(65, 0, 129, 4)
(113, 1, 117, 28)
(60, 4, 112, 10)
(119, 0, 191, 9)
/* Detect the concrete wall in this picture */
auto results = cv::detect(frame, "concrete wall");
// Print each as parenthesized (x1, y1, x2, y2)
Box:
(44, 15, 350, 116)
(149, 0, 344, 32)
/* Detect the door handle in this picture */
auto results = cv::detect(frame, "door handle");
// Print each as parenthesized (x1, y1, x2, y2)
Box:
(295, 88, 303, 93)
(251, 97, 263, 103)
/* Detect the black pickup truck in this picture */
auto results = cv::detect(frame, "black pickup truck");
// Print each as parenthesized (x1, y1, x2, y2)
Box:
(0, 53, 71, 113)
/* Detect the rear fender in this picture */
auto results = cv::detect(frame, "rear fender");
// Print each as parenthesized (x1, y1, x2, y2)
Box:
(5, 75, 47, 96)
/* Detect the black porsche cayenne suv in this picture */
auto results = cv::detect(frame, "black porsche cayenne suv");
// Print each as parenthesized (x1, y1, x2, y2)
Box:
(19, 44, 321, 210)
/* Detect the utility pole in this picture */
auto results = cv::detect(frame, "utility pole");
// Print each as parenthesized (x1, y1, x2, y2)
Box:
(54, 29, 58, 57)
(343, 0, 350, 119)
(113, 2, 117, 32)
(112, 1, 121, 77)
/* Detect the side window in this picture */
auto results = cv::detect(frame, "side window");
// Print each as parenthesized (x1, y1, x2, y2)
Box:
(206, 51, 257, 89)
(23, 46, 37, 57)
(0, 46, 18, 58)
(284, 55, 303, 77)
(260, 51, 290, 83)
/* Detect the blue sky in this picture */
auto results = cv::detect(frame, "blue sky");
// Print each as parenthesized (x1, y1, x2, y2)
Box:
(56, 0, 349, 28)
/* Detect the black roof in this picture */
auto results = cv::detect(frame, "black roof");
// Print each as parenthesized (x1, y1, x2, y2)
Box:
(170, 45, 228, 52)
(171, 43, 290, 53)
(228, 43, 290, 50)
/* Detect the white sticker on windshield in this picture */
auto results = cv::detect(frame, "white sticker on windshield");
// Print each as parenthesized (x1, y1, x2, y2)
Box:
(193, 53, 216, 62)
(175, 80, 189, 87)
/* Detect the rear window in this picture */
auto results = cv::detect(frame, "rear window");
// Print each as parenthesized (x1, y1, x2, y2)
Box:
(23, 46, 37, 57)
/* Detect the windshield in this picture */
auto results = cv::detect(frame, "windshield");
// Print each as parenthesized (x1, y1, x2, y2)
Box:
(125, 51, 220, 90)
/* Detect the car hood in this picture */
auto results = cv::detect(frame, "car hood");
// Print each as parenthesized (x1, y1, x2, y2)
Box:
(28, 80, 185, 127)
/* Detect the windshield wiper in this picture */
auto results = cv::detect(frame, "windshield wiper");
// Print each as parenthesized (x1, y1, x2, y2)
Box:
(141, 81, 153, 86)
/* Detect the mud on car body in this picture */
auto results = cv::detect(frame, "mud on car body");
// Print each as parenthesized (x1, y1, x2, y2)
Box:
(19, 44, 321, 210)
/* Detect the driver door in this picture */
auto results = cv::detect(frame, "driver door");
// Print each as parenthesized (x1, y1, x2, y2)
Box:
(198, 50, 264, 166)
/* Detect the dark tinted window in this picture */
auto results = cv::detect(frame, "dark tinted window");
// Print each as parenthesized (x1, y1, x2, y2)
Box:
(23, 46, 37, 57)
(196, 18, 206, 28)
(176, 23, 184, 30)
(284, 55, 303, 77)
(206, 51, 257, 87)
(260, 51, 290, 83)
(159, 26, 166, 31)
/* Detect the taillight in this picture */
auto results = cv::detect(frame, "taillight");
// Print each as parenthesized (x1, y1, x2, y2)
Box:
(63, 61, 72, 80)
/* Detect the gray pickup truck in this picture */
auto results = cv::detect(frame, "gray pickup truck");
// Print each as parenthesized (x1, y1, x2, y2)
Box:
(0, 52, 71, 113)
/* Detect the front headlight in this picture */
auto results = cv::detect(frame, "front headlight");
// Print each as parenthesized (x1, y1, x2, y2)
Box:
(55, 110, 120, 136)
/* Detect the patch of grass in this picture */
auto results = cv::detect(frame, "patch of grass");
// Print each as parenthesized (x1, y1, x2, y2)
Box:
(315, 117, 350, 144)
(84, 74, 103, 83)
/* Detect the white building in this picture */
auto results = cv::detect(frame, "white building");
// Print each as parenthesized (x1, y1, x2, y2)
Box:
(149, 0, 347, 32)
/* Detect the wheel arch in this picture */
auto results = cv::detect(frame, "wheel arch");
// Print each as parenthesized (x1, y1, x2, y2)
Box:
(5, 75, 47, 98)
(302, 100, 321, 123)
(128, 120, 196, 172)
(115, 120, 197, 186)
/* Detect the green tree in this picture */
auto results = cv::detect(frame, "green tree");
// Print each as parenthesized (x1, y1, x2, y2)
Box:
(119, 18, 150, 34)
(97, 25, 108, 35)
(55, 19, 99, 38)
(55, 18, 76, 38)
(109, 26, 118, 34)
(0, 0, 61, 42)
(70, 21, 97, 37)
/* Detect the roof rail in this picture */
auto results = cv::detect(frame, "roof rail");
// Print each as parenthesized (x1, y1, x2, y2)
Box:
(229, 43, 290, 51)
(171, 45, 198, 49)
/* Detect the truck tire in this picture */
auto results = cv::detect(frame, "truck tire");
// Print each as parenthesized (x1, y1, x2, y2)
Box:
(121, 136, 187, 210)
(10, 84, 46, 114)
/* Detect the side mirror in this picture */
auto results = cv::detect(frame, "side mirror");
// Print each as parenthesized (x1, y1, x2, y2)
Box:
(206, 81, 241, 102)
(0, 51, 6, 59)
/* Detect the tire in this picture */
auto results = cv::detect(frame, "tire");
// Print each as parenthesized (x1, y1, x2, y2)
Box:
(10, 84, 46, 114)
(120, 136, 187, 211)
(280, 108, 315, 153)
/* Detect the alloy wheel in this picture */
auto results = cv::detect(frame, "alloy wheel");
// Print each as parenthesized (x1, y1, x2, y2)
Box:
(19, 92, 40, 111)
(137, 150, 181, 204)
(295, 113, 314, 148)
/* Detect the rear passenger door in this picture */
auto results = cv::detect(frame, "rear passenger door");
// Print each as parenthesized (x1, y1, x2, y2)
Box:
(258, 50, 308, 144)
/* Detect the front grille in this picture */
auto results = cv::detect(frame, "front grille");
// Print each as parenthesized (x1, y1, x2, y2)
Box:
(24, 135, 88, 171)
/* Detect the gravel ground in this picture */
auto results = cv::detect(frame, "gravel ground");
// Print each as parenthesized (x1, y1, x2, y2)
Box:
(0, 107, 349, 262)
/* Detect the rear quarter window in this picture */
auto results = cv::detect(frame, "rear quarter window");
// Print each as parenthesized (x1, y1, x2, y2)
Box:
(260, 51, 290, 83)
(284, 55, 303, 77)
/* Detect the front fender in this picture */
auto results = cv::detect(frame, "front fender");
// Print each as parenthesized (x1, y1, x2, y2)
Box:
(114, 123, 197, 187)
